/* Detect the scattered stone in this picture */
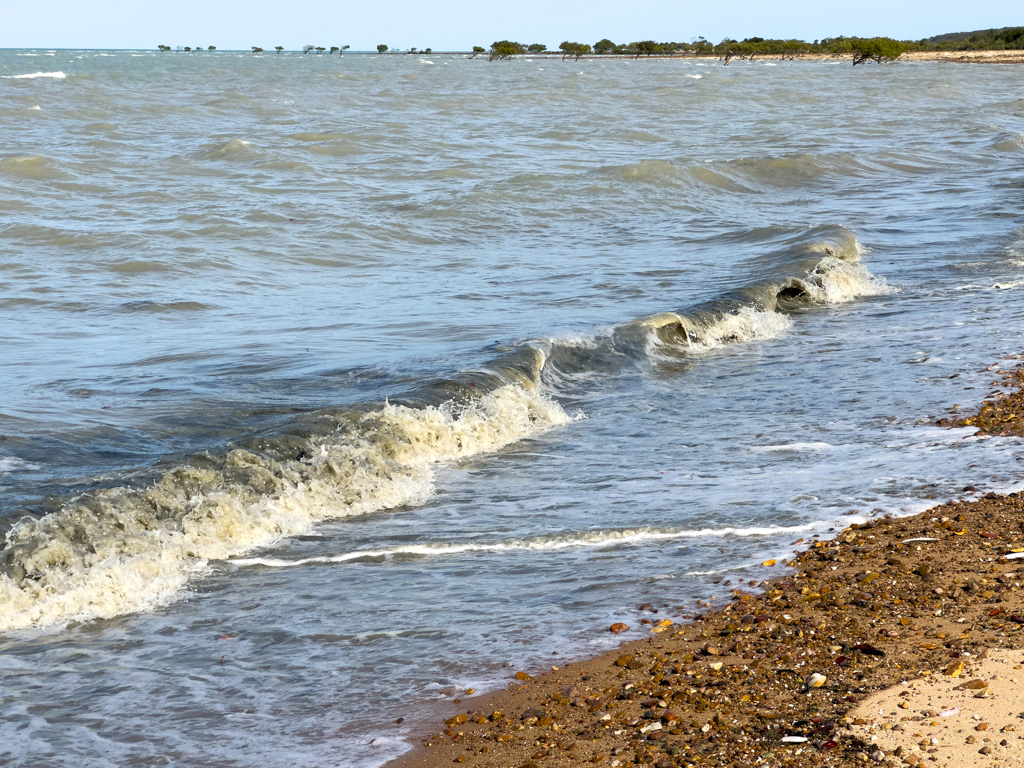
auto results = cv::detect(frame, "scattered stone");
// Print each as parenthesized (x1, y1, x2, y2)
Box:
(806, 672, 827, 688)
(404, 371, 1024, 768)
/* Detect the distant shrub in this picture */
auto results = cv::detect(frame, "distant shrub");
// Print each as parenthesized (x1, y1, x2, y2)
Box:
(851, 37, 906, 65)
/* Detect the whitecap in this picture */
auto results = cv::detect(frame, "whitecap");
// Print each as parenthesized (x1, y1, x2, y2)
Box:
(1, 71, 67, 79)
(750, 442, 835, 453)
(0, 457, 42, 472)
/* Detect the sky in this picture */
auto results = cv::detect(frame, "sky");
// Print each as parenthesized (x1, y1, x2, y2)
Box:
(1, 0, 1020, 51)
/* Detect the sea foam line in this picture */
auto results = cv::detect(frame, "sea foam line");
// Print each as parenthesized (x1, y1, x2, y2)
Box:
(230, 523, 822, 568)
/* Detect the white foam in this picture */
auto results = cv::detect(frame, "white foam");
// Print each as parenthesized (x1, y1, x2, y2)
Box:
(751, 442, 834, 453)
(801, 255, 894, 304)
(686, 74, 703, 79)
(692, 306, 792, 350)
(1, 71, 67, 79)
(0, 457, 41, 472)
(0, 385, 571, 631)
(230, 523, 823, 568)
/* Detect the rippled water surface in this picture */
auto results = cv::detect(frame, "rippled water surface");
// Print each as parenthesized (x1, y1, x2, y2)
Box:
(2, 49, 1024, 767)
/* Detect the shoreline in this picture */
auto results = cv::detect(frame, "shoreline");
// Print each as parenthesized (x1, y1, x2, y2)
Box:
(384, 359, 1024, 768)
(380, 50, 1024, 63)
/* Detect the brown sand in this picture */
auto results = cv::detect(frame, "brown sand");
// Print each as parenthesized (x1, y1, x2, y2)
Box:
(847, 649, 1024, 766)
(384, 360, 1024, 768)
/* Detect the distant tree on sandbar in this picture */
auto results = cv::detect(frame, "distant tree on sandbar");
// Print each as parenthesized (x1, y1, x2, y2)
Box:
(558, 41, 591, 60)
(303, 45, 314, 53)
(330, 46, 339, 54)
(692, 37, 713, 55)
(275, 46, 284, 53)
(528, 43, 547, 52)
(377, 44, 388, 53)
(489, 41, 524, 60)
(593, 38, 616, 54)
(470, 46, 485, 57)
(252, 46, 264, 53)
(851, 37, 906, 65)
(157, 45, 170, 51)
(634, 40, 661, 57)
(714, 39, 738, 64)
(208, 46, 216, 52)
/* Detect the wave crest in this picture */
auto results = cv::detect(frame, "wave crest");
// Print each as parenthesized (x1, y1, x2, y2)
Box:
(0, 386, 570, 630)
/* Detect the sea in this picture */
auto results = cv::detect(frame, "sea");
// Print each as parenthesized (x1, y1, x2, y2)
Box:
(1, 48, 1023, 767)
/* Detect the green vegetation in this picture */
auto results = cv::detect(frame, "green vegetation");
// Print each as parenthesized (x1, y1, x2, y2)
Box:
(923, 26, 1024, 50)
(851, 37, 906, 65)
(150, 26, 1022, 61)
(558, 41, 591, 60)
(489, 40, 525, 60)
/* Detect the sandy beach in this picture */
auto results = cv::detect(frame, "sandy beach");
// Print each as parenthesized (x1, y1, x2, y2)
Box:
(386, 358, 1024, 768)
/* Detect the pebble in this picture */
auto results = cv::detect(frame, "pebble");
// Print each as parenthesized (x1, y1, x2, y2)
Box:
(806, 672, 827, 688)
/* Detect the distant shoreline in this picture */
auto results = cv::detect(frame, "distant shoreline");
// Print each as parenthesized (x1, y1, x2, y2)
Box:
(4, 48, 1023, 63)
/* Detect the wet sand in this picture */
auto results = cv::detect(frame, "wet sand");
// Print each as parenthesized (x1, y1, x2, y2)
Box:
(385, 359, 1024, 768)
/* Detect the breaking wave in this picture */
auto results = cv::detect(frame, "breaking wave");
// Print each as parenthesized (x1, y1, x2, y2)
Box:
(0, 223, 890, 631)
(0, 385, 571, 630)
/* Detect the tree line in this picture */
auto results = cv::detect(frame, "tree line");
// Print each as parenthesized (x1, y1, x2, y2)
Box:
(156, 27, 1022, 64)
(476, 37, 913, 64)
(158, 45, 350, 54)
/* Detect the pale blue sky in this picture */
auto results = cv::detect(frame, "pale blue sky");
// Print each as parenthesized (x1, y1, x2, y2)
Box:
(1, 0, 1020, 51)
